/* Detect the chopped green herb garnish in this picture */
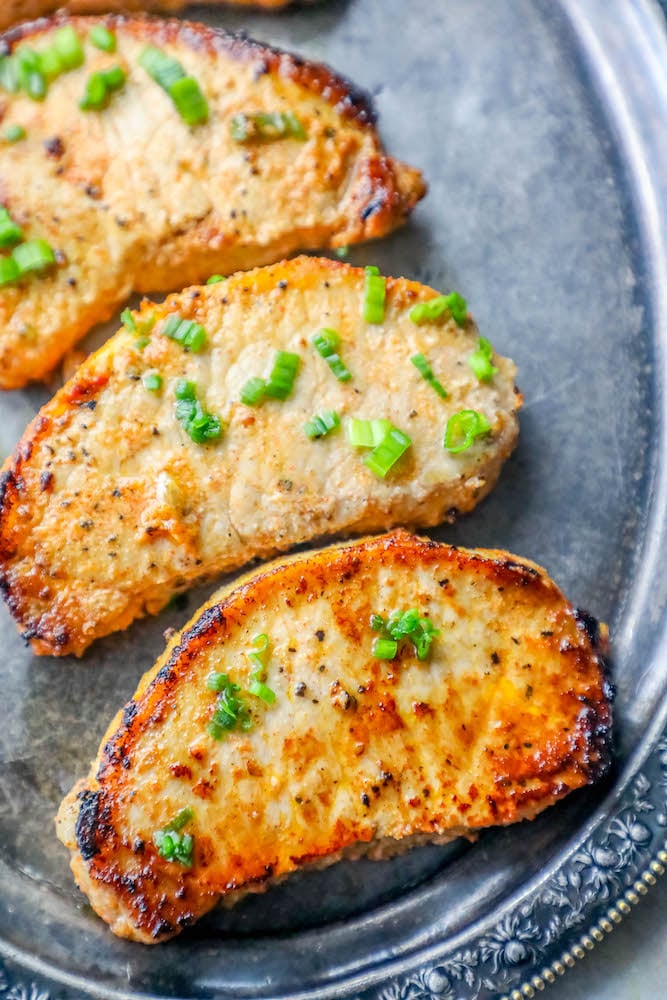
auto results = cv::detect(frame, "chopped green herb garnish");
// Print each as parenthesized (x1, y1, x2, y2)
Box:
(162, 314, 208, 352)
(174, 378, 223, 445)
(134, 336, 149, 350)
(334, 246, 349, 259)
(0, 256, 19, 286)
(311, 327, 352, 382)
(121, 307, 136, 332)
(304, 410, 340, 439)
(4, 124, 26, 143)
(230, 111, 307, 143)
(153, 807, 194, 867)
(39, 47, 64, 81)
(248, 678, 277, 704)
(265, 350, 300, 400)
(0, 208, 24, 248)
(169, 75, 209, 126)
(346, 417, 391, 449)
(89, 25, 117, 53)
(142, 372, 163, 392)
(363, 425, 411, 479)
(240, 376, 266, 406)
(25, 69, 47, 102)
(139, 46, 208, 126)
(206, 274, 225, 284)
(53, 26, 85, 71)
(444, 409, 491, 454)
(409, 292, 467, 327)
(206, 672, 252, 739)
(410, 352, 447, 398)
(80, 66, 126, 111)
(371, 609, 439, 661)
(12, 238, 55, 275)
(0, 56, 20, 94)
(363, 265, 386, 324)
(468, 336, 498, 383)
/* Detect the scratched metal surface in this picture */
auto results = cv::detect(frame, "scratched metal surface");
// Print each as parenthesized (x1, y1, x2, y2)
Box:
(1, 1, 667, 998)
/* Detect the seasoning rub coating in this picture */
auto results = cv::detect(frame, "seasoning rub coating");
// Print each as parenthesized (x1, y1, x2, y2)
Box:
(0, 14, 425, 387)
(1, 1, 296, 32)
(0, 257, 520, 656)
(55, 529, 612, 942)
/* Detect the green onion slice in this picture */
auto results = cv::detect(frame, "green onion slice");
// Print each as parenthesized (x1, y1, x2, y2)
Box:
(371, 608, 439, 661)
(174, 379, 222, 444)
(372, 637, 398, 660)
(363, 425, 411, 479)
(0, 256, 20, 286)
(409, 292, 468, 327)
(0, 57, 20, 94)
(363, 265, 386, 324)
(230, 111, 307, 142)
(410, 352, 448, 398)
(142, 372, 162, 392)
(346, 417, 392, 449)
(0, 208, 24, 248)
(162, 314, 207, 353)
(468, 336, 498, 382)
(444, 409, 491, 454)
(139, 45, 184, 91)
(169, 76, 209, 126)
(89, 25, 117, 53)
(53, 26, 84, 70)
(206, 672, 252, 738)
(311, 328, 352, 382)
(13, 238, 55, 275)
(153, 808, 194, 866)
(248, 678, 277, 704)
(265, 350, 300, 400)
(80, 66, 126, 111)
(304, 410, 340, 439)
(240, 376, 266, 406)
(120, 307, 136, 332)
(4, 124, 26, 143)
(206, 274, 225, 284)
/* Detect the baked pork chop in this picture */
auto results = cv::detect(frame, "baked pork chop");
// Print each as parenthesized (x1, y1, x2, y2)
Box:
(0, 257, 520, 657)
(0, 14, 424, 387)
(2, 1, 296, 33)
(55, 529, 612, 943)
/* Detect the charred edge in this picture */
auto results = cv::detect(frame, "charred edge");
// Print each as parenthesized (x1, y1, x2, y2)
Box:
(576, 699, 614, 785)
(75, 789, 102, 861)
(1, 15, 377, 129)
(573, 606, 615, 706)
(573, 607, 602, 648)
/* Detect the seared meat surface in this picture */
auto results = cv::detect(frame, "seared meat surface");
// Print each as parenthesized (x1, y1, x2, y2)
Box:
(2, 1, 295, 33)
(0, 14, 424, 386)
(0, 257, 520, 656)
(56, 529, 612, 942)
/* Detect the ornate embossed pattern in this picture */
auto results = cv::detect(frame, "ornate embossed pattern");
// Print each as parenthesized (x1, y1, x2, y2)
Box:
(360, 737, 667, 1000)
(1, 743, 666, 999)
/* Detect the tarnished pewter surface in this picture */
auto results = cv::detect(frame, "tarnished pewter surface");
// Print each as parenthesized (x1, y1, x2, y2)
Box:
(1, 0, 667, 997)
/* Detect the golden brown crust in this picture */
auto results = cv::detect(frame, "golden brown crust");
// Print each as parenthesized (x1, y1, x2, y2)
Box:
(55, 529, 612, 942)
(0, 1, 297, 32)
(0, 16, 425, 387)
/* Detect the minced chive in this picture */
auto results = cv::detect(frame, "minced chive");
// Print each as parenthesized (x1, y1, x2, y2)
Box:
(53, 26, 84, 70)
(363, 265, 386, 324)
(90, 25, 117, 53)
(142, 372, 162, 392)
(372, 637, 398, 660)
(13, 238, 55, 275)
(206, 274, 225, 284)
(468, 336, 498, 382)
(169, 806, 194, 832)
(240, 376, 266, 406)
(139, 45, 185, 91)
(252, 633, 270, 654)
(154, 809, 194, 867)
(103, 65, 126, 91)
(0, 57, 20, 94)
(363, 425, 411, 478)
(311, 328, 352, 381)
(230, 110, 307, 143)
(38, 48, 63, 81)
(169, 75, 209, 126)
(410, 352, 448, 399)
(121, 307, 136, 332)
(0, 208, 24, 248)
(174, 379, 222, 444)
(371, 609, 439, 661)
(409, 291, 468, 327)
(4, 124, 26, 143)
(346, 417, 391, 448)
(304, 410, 340, 439)
(248, 678, 276, 704)
(25, 70, 47, 101)
(444, 409, 491, 454)
(265, 350, 300, 400)
(0, 256, 20, 286)
(161, 314, 207, 352)
(206, 672, 252, 737)
(80, 65, 126, 111)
